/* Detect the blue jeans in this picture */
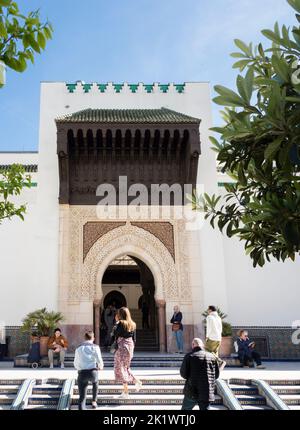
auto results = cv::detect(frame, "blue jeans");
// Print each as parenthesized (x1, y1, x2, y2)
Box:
(174, 329, 184, 352)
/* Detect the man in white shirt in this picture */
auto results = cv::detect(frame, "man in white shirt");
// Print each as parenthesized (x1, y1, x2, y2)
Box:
(205, 306, 226, 370)
(74, 331, 104, 410)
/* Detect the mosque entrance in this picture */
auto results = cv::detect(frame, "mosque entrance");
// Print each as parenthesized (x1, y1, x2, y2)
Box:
(98, 255, 159, 351)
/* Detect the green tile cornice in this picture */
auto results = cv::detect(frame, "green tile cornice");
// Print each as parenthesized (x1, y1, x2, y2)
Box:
(113, 83, 124, 93)
(66, 83, 77, 93)
(175, 84, 185, 93)
(143, 84, 154, 93)
(97, 83, 108, 93)
(65, 82, 186, 94)
(129, 84, 139, 93)
(159, 84, 169, 93)
(82, 83, 92, 93)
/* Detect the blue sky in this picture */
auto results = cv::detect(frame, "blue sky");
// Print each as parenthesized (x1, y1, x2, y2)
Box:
(0, 0, 296, 151)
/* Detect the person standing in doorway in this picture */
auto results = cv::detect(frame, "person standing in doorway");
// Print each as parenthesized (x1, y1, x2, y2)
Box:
(47, 328, 68, 369)
(141, 302, 150, 329)
(170, 305, 184, 353)
(104, 304, 116, 347)
(112, 307, 142, 398)
(205, 306, 226, 371)
(74, 331, 104, 410)
(180, 338, 219, 410)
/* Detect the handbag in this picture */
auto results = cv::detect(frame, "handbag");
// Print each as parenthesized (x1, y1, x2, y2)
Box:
(110, 340, 117, 354)
(172, 323, 181, 332)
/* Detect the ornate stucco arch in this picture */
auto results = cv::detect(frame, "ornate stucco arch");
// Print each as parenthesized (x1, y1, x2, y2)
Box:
(82, 223, 178, 302)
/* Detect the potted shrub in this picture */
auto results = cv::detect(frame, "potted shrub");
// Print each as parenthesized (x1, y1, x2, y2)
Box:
(21, 308, 64, 356)
(202, 308, 233, 357)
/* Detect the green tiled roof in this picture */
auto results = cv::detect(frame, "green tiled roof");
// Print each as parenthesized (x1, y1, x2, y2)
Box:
(0, 164, 38, 172)
(56, 108, 200, 124)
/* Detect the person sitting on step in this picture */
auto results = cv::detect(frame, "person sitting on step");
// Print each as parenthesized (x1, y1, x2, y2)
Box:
(237, 330, 265, 369)
(47, 328, 68, 369)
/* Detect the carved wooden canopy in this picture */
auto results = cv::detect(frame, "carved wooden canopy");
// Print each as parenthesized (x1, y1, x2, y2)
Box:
(56, 108, 201, 205)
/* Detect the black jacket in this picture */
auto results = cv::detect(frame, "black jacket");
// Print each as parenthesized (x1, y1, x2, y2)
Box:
(111, 322, 136, 343)
(180, 347, 219, 402)
(170, 312, 183, 330)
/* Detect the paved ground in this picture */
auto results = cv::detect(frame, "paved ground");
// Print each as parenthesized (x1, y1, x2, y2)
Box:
(1, 361, 300, 381)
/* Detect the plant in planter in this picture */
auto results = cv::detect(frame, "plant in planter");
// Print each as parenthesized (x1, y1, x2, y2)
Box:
(21, 308, 64, 356)
(202, 308, 233, 357)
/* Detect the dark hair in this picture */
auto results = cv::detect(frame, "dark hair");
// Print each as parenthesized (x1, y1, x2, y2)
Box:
(54, 328, 61, 333)
(208, 306, 217, 312)
(84, 331, 95, 341)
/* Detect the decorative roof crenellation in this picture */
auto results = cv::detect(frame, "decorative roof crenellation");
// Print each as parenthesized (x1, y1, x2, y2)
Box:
(66, 82, 186, 94)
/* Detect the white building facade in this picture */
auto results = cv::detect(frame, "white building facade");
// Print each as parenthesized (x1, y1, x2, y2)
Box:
(0, 81, 299, 358)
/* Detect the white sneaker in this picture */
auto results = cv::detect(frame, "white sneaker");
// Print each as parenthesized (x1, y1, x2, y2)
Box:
(135, 381, 143, 392)
(60, 363, 65, 369)
(118, 392, 129, 399)
(50, 364, 54, 369)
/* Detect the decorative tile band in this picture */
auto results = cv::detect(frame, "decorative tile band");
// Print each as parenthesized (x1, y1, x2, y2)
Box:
(66, 82, 186, 94)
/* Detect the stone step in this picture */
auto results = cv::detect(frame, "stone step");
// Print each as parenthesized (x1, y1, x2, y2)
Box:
(0, 385, 20, 394)
(28, 394, 60, 405)
(278, 394, 300, 405)
(268, 380, 300, 386)
(71, 394, 223, 406)
(26, 405, 58, 410)
(0, 405, 12, 410)
(77, 379, 184, 385)
(243, 405, 274, 411)
(271, 385, 300, 395)
(0, 379, 23, 385)
(73, 385, 185, 395)
(229, 384, 258, 395)
(70, 404, 228, 410)
(235, 394, 267, 406)
(32, 386, 62, 395)
(0, 394, 16, 405)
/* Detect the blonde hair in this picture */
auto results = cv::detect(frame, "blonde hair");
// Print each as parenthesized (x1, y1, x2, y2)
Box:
(117, 307, 136, 332)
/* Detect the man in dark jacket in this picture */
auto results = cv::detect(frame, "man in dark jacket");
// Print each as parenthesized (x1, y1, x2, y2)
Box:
(180, 338, 219, 410)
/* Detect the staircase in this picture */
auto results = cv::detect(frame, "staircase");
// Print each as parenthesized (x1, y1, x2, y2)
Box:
(71, 378, 227, 410)
(135, 330, 159, 351)
(25, 379, 64, 410)
(0, 379, 23, 410)
(227, 379, 273, 410)
(268, 380, 300, 410)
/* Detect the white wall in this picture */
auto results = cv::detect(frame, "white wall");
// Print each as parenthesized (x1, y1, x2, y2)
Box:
(216, 174, 300, 326)
(223, 234, 300, 326)
(0, 152, 57, 324)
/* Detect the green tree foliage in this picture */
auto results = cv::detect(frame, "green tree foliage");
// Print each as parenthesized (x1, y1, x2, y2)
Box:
(191, 0, 300, 267)
(0, 0, 53, 85)
(21, 308, 65, 337)
(0, 164, 32, 223)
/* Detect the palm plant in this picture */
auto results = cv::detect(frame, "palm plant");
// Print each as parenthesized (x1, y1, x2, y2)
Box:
(21, 308, 64, 337)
